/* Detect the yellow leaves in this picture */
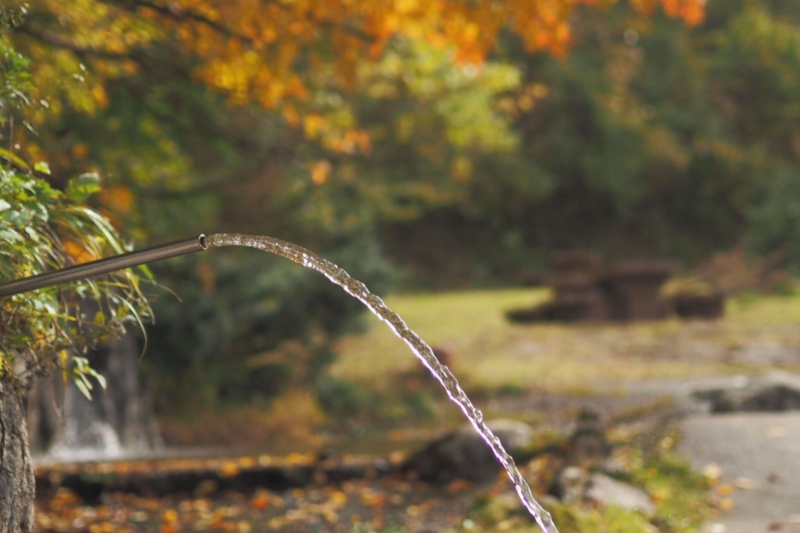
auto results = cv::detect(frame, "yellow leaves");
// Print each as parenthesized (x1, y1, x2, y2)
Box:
(358, 487, 388, 507)
(328, 490, 348, 507)
(71, 142, 90, 160)
(449, 155, 473, 183)
(161, 509, 178, 524)
(218, 462, 240, 478)
(701, 462, 722, 486)
(332, 130, 371, 155)
(716, 483, 735, 496)
(303, 106, 371, 163)
(395, 0, 421, 16)
(91, 84, 109, 108)
(304, 114, 324, 139)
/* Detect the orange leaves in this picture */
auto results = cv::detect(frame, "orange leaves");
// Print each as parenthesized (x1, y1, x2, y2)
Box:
(628, 0, 706, 26)
(660, 0, 706, 26)
(249, 490, 270, 510)
(63, 238, 98, 264)
(160, 508, 179, 533)
(133, 0, 709, 104)
(17, 0, 706, 128)
(311, 160, 333, 185)
(97, 185, 135, 214)
(502, 0, 579, 57)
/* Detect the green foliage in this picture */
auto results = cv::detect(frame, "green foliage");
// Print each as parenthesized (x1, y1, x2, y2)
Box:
(463, 443, 711, 533)
(70, 355, 107, 400)
(378, 0, 800, 284)
(145, 235, 395, 410)
(0, 32, 150, 396)
(313, 39, 524, 226)
(630, 450, 712, 532)
(544, 503, 653, 533)
(747, 168, 800, 268)
(0, 30, 32, 114)
(64, 173, 101, 202)
(7, 0, 800, 413)
(0, 170, 151, 393)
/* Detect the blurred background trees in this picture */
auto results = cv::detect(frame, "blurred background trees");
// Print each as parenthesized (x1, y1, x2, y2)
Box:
(7, 0, 800, 440)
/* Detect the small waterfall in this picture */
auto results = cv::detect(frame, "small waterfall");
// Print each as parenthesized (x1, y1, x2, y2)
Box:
(205, 233, 559, 533)
(46, 382, 122, 461)
(33, 324, 161, 462)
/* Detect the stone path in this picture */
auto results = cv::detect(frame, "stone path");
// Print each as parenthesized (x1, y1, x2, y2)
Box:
(680, 411, 800, 532)
(596, 373, 800, 532)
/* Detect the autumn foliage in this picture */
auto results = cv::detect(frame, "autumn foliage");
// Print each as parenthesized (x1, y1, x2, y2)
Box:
(14, 0, 704, 114)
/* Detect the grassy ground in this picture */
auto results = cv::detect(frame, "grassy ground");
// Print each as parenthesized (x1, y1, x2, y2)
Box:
(157, 287, 800, 449)
(330, 288, 800, 394)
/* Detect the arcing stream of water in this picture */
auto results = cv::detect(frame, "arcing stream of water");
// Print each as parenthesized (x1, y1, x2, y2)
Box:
(205, 234, 559, 533)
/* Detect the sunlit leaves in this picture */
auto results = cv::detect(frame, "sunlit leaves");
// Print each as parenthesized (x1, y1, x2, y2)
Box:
(5, 0, 708, 241)
(12, 0, 705, 119)
(632, 0, 705, 26)
(0, 165, 151, 393)
(19, 0, 157, 115)
(64, 172, 101, 202)
(71, 355, 107, 399)
(0, 31, 32, 111)
(0, 146, 31, 172)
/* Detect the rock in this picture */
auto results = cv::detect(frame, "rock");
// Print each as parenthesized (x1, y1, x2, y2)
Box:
(552, 465, 587, 503)
(695, 371, 800, 413)
(729, 343, 800, 366)
(596, 456, 630, 479)
(402, 419, 534, 484)
(566, 407, 610, 464)
(670, 291, 725, 319)
(551, 467, 655, 517)
(585, 472, 656, 517)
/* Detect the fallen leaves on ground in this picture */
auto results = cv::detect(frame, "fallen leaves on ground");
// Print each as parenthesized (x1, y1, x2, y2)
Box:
(35, 456, 503, 532)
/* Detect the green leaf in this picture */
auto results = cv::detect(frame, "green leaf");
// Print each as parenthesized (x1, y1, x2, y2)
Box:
(136, 263, 155, 280)
(0, 199, 10, 212)
(74, 377, 92, 400)
(93, 372, 107, 390)
(0, 147, 31, 172)
(3, 209, 32, 226)
(34, 161, 51, 175)
(0, 229, 20, 243)
(65, 173, 101, 202)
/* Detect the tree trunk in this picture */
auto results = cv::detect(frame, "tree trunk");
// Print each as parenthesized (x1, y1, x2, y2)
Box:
(0, 389, 35, 533)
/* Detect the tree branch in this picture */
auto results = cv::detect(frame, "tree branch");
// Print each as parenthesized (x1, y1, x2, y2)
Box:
(15, 25, 140, 61)
(106, 0, 373, 47)
(108, 0, 258, 45)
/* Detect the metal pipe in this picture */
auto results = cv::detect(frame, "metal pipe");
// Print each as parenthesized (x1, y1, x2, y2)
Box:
(0, 234, 207, 298)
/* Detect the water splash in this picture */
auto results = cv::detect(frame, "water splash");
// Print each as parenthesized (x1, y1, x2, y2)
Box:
(205, 233, 559, 533)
